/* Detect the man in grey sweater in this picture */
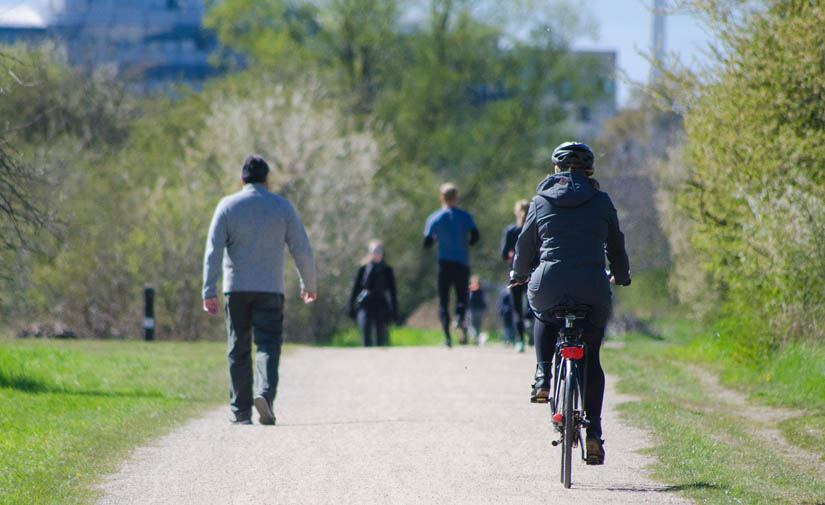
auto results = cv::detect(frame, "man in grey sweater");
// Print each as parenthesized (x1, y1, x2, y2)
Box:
(203, 155, 317, 425)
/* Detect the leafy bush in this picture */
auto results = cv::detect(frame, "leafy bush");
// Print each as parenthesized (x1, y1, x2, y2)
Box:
(662, 1, 825, 345)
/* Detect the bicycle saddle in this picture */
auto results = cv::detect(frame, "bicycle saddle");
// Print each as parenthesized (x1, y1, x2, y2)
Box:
(551, 304, 591, 320)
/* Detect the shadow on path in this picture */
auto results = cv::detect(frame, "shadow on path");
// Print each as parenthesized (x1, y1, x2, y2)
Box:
(574, 481, 718, 493)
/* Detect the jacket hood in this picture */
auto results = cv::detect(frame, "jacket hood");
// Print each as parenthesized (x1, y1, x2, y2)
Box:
(535, 172, 597, 208)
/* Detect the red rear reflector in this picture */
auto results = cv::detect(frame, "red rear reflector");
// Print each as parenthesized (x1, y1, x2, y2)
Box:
(553, 413, 563, 423)
(561, 347, 584, 360)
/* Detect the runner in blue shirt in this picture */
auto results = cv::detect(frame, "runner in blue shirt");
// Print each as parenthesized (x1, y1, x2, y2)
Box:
(423, 183, 480, 346)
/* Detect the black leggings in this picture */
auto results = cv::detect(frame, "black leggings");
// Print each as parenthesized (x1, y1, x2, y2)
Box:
(534, 317, 605, 438)
(509, 283, 526, 344)
(437, 260, 469, 337)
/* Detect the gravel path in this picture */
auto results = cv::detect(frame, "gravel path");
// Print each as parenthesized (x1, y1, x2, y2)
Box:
(96, 346, 692, 505)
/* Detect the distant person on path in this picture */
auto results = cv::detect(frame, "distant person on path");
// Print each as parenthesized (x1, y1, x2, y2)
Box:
(202, 155, 317, 426)
(500, 199, 531, 352)
(510, 141, 630, 464)
(497, 287, 516, 345)
(348, 239, 398, 347)
(467, 275, 487, 345)
(423, 183, 480, 347)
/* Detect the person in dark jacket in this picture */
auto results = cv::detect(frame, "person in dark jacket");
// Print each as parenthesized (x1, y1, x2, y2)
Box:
(511, 141, 631, 465)
(497, 287, 516, 344)
(349, 240, 398, 347)
(500, 199, 531, 352)
(467, 275, 487, 344)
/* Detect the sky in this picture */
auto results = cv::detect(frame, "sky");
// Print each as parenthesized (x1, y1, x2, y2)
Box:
(0, 0, 713, 107)
(571, 0, 713, 106)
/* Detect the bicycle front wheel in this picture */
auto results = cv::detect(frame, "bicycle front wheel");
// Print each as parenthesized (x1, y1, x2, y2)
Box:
(562, 359, 576, 488)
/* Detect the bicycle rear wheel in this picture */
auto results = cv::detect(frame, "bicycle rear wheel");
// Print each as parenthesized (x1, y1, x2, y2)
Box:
(562, 359, 576, 488)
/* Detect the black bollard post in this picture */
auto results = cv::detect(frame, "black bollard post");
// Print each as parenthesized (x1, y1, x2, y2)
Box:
(143, 286, 155, 341)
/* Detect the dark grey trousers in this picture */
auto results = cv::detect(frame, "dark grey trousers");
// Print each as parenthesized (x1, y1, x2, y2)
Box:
(225, 292, 284, 419)
(356, 308, 389, 347)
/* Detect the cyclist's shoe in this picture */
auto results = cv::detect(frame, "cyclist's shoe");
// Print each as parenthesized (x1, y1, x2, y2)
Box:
(530, 386, 550, 403)
(585, 437, 605, 465)
(530, 361, 551, 403)
(254, 397, 276, 425)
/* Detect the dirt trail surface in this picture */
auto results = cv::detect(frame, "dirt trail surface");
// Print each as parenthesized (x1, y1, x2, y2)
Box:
(97, 346, 692, 505)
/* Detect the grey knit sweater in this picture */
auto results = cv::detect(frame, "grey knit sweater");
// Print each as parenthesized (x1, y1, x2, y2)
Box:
(202, 184, 316, 298)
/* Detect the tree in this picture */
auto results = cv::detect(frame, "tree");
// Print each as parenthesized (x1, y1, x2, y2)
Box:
(663, 0, 825, 344)
(0, 52, 49, 264)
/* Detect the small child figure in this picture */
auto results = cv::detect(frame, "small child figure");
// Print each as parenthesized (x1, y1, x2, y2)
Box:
(497, 287, 516, 345)
(467, 275, 487, 345)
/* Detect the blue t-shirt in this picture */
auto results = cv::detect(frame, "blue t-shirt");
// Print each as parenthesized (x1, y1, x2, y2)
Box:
(423, 207, 477, 266)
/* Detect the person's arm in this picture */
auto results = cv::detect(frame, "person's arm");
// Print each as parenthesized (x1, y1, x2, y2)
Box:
(467, 212, 480, 246)
(604, 196, 631, 286)
(500, 227, 511, 261)
(348, 266, 364, 316)
(388, 267, 399, 320)
(512, 199, 539, 282)
(469, 228, 480, 246)
(284, 203, 318, 301)
(202, 202, 227, 313)
(423, 215, 436, 249)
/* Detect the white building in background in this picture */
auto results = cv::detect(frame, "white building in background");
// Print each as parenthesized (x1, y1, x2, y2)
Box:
(0, 0, 217, 87)
(53, 0, 217, 85)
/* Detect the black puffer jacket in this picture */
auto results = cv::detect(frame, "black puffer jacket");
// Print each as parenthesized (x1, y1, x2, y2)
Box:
(512, 172, 630, 327)
(348, 261, 398, 319)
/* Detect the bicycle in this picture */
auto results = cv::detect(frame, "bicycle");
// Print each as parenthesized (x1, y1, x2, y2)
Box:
(547, 304, 592, 489)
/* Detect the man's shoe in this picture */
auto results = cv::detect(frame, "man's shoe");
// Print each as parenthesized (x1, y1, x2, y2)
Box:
(444, 337, 453, 348)
(585, 437, 605, 465)
(230, 416, 252, 425)
(515, 341, 525, 353)
(254, 397, 276, 426)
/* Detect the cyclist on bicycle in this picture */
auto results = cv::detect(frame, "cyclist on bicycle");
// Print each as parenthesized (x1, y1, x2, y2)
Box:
(510, 141, 630, 465)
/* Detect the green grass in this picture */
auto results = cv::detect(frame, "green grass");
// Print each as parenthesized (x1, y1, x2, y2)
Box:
(603, 334, 825, 504)
(329, 326, 446, 347)
(780, 414, 825, 462)
(0, 338, 227, 505)
(672, 336, 825, 412)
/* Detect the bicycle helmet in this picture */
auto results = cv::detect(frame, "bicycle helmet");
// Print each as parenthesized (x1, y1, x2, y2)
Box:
(551, 141, 594, 175)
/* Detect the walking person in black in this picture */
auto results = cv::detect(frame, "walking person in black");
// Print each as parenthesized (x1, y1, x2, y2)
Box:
(500, 199, 531, 352)
(467, 275, 488, 345)
(348, 240, 398, 347)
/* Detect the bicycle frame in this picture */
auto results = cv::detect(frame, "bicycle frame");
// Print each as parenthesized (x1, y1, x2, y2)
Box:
(549, 311, 589, 488)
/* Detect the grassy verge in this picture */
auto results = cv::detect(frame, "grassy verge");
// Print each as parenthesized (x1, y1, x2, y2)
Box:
(0, 338, 227, 505)
(603, 334, 825, 504)
(329, 326, 446, 347)
(615, 268, 825, 466)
